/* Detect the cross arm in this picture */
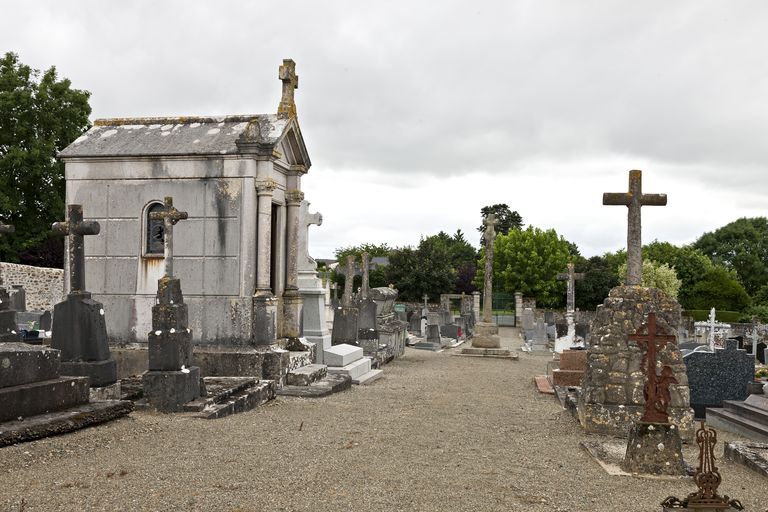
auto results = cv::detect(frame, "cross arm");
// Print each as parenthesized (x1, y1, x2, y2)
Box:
(641, 193, 667, 206)
(602, 192, 631, 206)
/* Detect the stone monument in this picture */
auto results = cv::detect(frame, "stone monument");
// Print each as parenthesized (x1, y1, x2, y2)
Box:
(621, 313, 686, 476)
(331, 255, 359, 345)
(472, 214, 501, 348)
(142, 197, 202, 411)
(51, 205, 117, 387)
(554, 262, 584, 353)
(0, 222, 22, 343)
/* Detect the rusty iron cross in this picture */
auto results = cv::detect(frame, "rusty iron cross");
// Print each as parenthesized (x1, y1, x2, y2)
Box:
(149, 197, 188, 278)
(603, 170, 667, 286)
(629, 312, 678, 423)
(277, 59, 298, 117)
(52, 205, 100, 293)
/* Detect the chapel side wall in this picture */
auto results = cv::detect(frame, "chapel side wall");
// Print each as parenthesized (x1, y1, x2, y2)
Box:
(66, 157, 252, 344)
(0, 263, 64, 311)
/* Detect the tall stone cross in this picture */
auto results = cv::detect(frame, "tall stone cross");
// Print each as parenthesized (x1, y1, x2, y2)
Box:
(629, 312, 678, 423)
(52, 204, 100, 294)
(556, 262, 584, 314)
(748, 328, 761, 361)
(0, 222, 13, 287)
(277, 59, 298, 117)
(482, 214, 498, 323)
(340, 255, 357, 307)
(149, 196, 188, 278)
(603, 170, 667, 286)
(360, 252, 370, 299)
(707, 307, 717, 350)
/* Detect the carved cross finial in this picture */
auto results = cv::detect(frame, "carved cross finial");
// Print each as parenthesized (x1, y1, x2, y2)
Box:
(483, 214, 498, 244)
(149, 197, 188, 278)
(628, 312, 678, 423)
(52, 205, 100, 293)
(278, 59, 298, 118)
(603, 170, 667, 286)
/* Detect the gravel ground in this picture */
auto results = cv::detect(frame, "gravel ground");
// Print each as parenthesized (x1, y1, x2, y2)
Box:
(1, 327, 766, 512)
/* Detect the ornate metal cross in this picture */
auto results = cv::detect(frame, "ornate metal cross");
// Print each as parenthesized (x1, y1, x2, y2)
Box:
(629, 312, 678, 423)
(277, 59, 298, 117)
(340, 255, 357, 307)
(482, 214, 498, 323)
(557, 262, 584, 314)
(603, 170, 667, 286)
(149, 197, 188, 278)
(52, 204, 100, 294)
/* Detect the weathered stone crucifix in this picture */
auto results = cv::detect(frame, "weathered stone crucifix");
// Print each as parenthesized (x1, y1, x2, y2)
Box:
(629, 312, 678, 423)
(149, 196, 188, 278)
(482, 214, 498, 323)
(340, 255, 357, 308)
(556, 262, 584, 314)
(603, 170, 667, 286)
(277, 59, 298, 117)
(52, 204, 100, 294)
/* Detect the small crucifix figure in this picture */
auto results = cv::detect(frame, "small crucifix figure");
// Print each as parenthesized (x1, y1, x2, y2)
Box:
(629, 312, 678, 423)
(277, 59, 299, 117)
(340, 255, 357, 307)
(52, 204, 100, 294)
(556, 262, 584, 315)
(149, 197, 188, 278)
(603, 170, 667, 286)
(482, 214, 498, 323)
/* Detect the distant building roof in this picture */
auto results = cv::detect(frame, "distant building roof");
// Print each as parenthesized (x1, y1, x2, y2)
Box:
(59, 114, 291, 158)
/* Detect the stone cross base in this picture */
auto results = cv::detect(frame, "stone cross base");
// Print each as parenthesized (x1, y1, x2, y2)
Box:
(143, 366, 201, 412)
(621, 421, 686, 475)
(252, 295, 278, 346)
(579, 403, 695, 441)
(472, 322, 500, 349)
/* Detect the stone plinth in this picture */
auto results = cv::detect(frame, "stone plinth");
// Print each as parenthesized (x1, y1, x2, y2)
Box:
(51, 292, 116, 387)
(552, 349, 587, 387)
(621, 422, 686, 475)
(578, 286, 695, 440)
(472, 322, 500, 348)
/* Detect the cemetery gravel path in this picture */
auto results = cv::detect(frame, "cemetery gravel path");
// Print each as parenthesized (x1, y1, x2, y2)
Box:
(1, 327, 766, 512)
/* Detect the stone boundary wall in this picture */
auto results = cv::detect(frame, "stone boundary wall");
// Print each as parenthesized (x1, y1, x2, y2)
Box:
(0, 262, 63, 311)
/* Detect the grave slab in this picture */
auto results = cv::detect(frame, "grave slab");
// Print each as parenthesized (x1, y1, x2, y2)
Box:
(324, 344, 363, 367)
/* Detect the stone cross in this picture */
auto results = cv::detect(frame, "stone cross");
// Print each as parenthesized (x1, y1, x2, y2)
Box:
(149, 197, 188, 278)
(748, 328, 760, 361)
(629, 312, 678, 423)
(556, 262, 584, 314)
(52, 204, 100, 294)
(423, 294, 428, 309)
(0, 223, 13, 287)
(360, 252, 370, 299)
(482, 214, 498, 323)
(340, 255, 357, 307)
(707, 307, 717, 350)
(277, 59, 298, 117)
(603, 170, 667, 286)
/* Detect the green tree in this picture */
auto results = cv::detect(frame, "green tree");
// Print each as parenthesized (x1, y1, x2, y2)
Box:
(618, 260, 682, 299)
(385, 237, 455, 301)
(685, 266, 751, 311)
(429, 230, 478, 292)
(477, 204, 523, 238)
(0, 52, 91, 266)
(694, 217, 768, 295)
(332, 243, 392, 292)
(643, 240, 714, 308)
(574, 255, 620, 310)
(488, 225, 575, 307)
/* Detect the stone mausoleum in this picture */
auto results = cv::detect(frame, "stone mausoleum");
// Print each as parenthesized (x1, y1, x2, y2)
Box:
(58, 60, 312, 364)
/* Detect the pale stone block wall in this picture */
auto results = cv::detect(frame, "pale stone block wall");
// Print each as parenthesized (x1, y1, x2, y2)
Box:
(0, 262, 64, 311)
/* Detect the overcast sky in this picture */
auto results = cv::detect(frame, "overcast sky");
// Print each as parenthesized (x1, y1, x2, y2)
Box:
(3, 1, 767, 259)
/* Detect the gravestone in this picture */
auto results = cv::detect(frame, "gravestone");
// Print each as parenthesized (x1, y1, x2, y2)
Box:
(331, 255, 359, 345)
(472, 214, 500, 348)
(9, 285, 26, 312)
(527, 318, 549, 351)
(142, 197, 201, 411)
(50, 205, 117, 387)
(522, 308, 535, 341)
(684, 338, 754, 418)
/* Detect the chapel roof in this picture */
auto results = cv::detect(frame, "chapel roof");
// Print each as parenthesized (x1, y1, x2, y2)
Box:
(58, 114, 292, 158)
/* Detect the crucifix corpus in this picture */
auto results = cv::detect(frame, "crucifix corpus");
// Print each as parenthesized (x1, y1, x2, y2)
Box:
(52, 204, 100, 294)
(603, 170, 666, 286)
(149, 197, 188, 278)
(629, 312, 678, 424)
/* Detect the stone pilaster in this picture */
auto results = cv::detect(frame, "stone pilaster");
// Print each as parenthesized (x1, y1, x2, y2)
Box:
(253, 179, 277, 346)
(281, 189, 304, 341)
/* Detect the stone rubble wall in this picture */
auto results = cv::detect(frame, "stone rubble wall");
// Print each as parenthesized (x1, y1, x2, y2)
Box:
(0, 263, 64, 311)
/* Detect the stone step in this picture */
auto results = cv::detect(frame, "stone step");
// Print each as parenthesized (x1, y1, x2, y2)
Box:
(0, 400, 134, 448)
(534, 375, 555, 395)
(353, 369, 383, 385)
(723, 400, 768, 424)
(327, 357, 371, 381)
(324, 344, 364, 367)
(0, 343, 60, 388)
(706, 407, 768, 443)
(0, 377, 90, 423)
(552, 369, 584, 387)
(183, 377, 257, 411)
(458, 347, 518, 359)
(190, 380, 275, 420)
(285, 364, 327, 387)
(276, 374, 352, 398)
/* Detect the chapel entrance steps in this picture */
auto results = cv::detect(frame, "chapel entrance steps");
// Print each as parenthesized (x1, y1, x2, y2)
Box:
(706, 395, 768, 443)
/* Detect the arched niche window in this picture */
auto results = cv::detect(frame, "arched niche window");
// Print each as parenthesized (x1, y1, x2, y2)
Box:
(145, 202, 165, 255)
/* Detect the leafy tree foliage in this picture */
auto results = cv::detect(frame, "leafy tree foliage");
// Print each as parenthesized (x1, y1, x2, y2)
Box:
(332, 243, 391, 292)
(428, 230, 478, 292)
(477, 204, 523, 238)
(685, 266, 751, 311)
(643, 241, 713, 308)
(0, 52, 91, 266)
(574, 255, 620, 310)
(489, 225, 576, 307)
(694, 217, 768, 295)
(385, 236, 455, 301)
(619, 260, 682, 299)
